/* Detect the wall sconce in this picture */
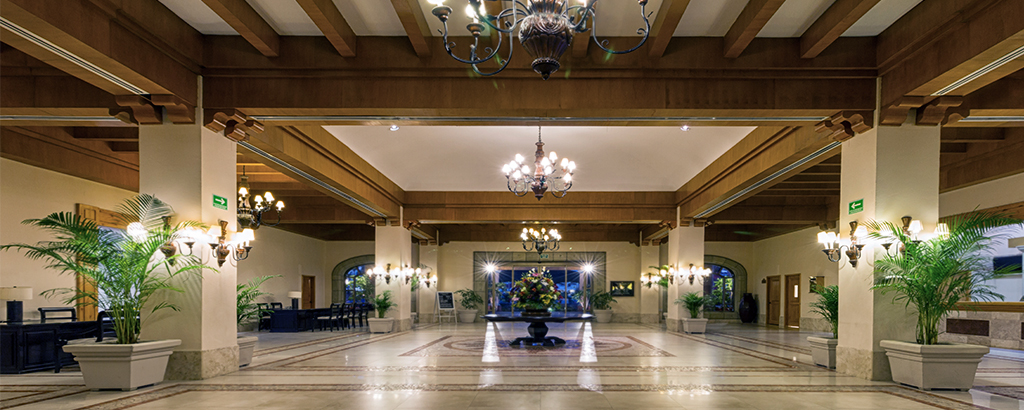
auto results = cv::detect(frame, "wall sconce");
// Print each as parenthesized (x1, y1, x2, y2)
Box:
(687, 264, 711, 285)
(640, 271, 664, 288)
(417, 267, 437, 289)
(206, 220, 253, 267)
(818, 220, 865, 268)
(372, 263, 399, 284)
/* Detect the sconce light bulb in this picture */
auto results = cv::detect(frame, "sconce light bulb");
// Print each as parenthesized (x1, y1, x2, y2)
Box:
(908, 220, 923, 235)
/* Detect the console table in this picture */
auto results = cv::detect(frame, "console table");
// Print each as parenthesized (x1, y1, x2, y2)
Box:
(481, 312, 594, 346)
(1, 320, 101, 374)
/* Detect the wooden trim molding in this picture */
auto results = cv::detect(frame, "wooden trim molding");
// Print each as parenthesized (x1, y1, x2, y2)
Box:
(955, 302, 1024, 313)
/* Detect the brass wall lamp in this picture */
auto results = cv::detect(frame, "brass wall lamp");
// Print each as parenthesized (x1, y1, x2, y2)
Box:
(207, 220, 252, 267)
(818, 220, 866, 268)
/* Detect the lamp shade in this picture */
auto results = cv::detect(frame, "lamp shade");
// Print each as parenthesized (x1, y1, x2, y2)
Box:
(0, 287, 33, 301)
(287, 291, 302, 299)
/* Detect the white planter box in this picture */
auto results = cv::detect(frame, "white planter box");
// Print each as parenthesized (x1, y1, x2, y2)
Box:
(458, 310, 478, 323)
(63, 339, 180, 391)
(880, 340, 989, 390)
(593, 309, 613, 323)
(237, 336, 258, 367)
(367, 318, 394, 333)
(807, 336, 838, 369)
(682, 318, 708, 334)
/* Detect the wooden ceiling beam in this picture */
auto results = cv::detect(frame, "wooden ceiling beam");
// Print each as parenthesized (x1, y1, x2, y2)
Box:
(941, 128, 1024, 191)
(72, 127, 138, 141)
(0, 0, 198, 104)
(941, 128, 1006, 143)
(201, 0, 279, 57)
(403, 192, 675, 224)
(1, 126, 138, 191)
(708, 205, 833, 225)
(296, 0, 356, 57)
(390, 0, 432, 57)
(723, 0, 786, 58)
(647, 0, 692, 58)
(800, 0, 881, 58)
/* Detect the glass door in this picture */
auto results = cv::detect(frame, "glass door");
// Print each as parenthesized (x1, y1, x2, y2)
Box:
(486, 265, 591, 313)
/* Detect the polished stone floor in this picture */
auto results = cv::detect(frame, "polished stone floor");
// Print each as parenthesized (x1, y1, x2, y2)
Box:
(2, 322, 1023, 409)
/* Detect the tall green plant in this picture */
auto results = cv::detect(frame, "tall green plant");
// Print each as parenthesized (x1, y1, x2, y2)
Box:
(589, 290, 617, 310)
(455, 288, 483, 310)
(866, 211, 1022, 345)
(675, 292, 708, 319)
(372, 290, 397, 318)
(237, 275, 279, 326)
(809, 285, 839, 338)
(1, 194, 212, 344)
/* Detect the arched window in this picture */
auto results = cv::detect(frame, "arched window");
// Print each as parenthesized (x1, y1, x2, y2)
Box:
(702, 264, 735, 312)
(344, 264, 374, 304)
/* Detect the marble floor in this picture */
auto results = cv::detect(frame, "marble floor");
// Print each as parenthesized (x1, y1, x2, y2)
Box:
(2, 322, 1023, 409)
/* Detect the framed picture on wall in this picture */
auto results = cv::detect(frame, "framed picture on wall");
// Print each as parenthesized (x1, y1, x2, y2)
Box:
(609, 281, 635, 297)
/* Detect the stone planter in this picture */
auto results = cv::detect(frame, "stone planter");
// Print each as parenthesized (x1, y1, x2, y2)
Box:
(458, 309, 478, 323)
(682, 318, 708, 334)
(807, 336, 837, 369)
(880, 340, 989, 390)
(237, 336, 258, 367)
(367, 317, 394, 333)
(62, 339, 180, 391)
(593, 309, 613, 323)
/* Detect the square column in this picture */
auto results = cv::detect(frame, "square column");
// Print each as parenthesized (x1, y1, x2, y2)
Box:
(375, 223, 413, 331)
(639, 244, 661, 324)
(138, 119, 238, 380)
(418, 244, 439, 322)
(666, 221, 705, 332)
(836, 113, 940, 381)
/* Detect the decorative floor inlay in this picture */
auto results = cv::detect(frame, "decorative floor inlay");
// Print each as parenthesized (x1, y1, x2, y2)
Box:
(972, 386, 1024, 400)
(399, 335, 674, 357)
(260, 364, 805, 373)
(705, 331, 813, 354)
(252, 331, 368, 357)
(245, 331, 408, 370)
(663, 330, 826, 372)
(0, 384, 89, 408)
(74, 383, 988, 410)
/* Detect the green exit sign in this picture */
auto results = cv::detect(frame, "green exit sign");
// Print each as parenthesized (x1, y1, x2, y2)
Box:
(849, 199, 864, 215)
(213, 194, 228, 210)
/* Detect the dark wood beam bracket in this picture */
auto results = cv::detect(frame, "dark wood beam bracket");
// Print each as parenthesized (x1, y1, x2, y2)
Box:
(204, 109, 264, 142)
(815, 111, 873, 142)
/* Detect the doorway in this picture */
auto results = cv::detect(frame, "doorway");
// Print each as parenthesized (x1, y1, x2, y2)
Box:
(766, 276, 780, 326)
(784, 274, 801, 328)
(301, 275, 316, 309)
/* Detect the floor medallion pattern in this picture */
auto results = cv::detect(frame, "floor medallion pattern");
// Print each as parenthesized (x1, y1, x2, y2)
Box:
(399, 335, 674, 357)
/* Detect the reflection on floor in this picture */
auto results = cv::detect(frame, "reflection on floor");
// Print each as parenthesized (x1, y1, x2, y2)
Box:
(2, 323, 1023, 409)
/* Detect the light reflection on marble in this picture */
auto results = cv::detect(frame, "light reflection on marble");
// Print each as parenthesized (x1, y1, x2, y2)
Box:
(579, 322, 597, 363)
(481, 322, 500, 363)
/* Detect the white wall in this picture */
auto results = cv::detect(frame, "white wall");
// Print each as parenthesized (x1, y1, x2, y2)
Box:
(236, 227, 329, 308)
(0, 159, 136, 320)
(436, 241, 644, 320)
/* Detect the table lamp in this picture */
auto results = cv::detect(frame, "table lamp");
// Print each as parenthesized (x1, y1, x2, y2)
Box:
(287, 291, 302, 309)
(0, 286, 34, 323)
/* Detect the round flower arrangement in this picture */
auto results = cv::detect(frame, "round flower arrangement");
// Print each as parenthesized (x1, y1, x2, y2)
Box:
(512, 269, 562, 315)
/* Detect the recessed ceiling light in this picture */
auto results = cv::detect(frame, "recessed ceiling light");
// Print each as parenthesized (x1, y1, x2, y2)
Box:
(389, 125, 399, 131)
(680, 125, 690, 131)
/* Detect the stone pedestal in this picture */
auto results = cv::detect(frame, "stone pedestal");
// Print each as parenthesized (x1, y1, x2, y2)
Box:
(138, 115, 239, 380)
(836, 112, 939, 381)
(375, 223, 412, 331)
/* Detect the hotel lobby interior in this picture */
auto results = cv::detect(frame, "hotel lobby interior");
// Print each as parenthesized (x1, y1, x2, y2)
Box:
(2, 0, 1024, 409)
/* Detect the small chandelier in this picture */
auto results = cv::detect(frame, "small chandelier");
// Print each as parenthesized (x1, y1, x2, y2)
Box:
(237, 167, 284, 230)
(502, 127, 575, 200)
(521, 226, 561, 254)
(428, 0, 651, 79)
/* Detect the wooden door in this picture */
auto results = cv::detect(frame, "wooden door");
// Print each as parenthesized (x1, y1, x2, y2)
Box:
(766, 276, 781, 326)
(75, 204, 127, 322)
(785, 274, 801, 328)
(301, 275, 315, 309)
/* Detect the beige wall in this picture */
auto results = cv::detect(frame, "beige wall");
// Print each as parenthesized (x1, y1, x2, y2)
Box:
(436, 241, 644, 320)
(323, 241, 375, 304)
(0, 159, 136, 320)
(236, 227, 328, 308)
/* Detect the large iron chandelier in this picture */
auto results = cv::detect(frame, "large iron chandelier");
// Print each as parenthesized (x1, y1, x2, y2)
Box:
(502, 127, 575, 200)
(427, 0, 652, 79)
(521, 226, 561, 254)
(237, 167, 284, 230)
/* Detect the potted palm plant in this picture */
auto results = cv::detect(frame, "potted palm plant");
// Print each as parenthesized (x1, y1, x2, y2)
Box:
(675, 292, 709, 334)
(368, 290, 397, 333)
(455, 288, 483, 323)
(1, 194, 210, 390)
(806, 285, 839, 369)
(868, 211, 1021, 390)
(589, 290, 617, 323)
(236, 275, 278, 367)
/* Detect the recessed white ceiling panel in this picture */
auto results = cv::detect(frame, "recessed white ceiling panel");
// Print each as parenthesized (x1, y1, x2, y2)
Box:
(158, 0, 236, 35)
(844, 0, 923, 37)
(758, 0, 833, 37)
(336, 0, 406, 36)
(248, 0, 320, 36)
(323, 125, 753, 192)
(673, 0, 747, 37)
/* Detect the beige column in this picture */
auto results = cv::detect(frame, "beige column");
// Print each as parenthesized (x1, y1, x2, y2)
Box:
(639, 244, 661, 324)
(138, 107, 239, 380)
(836, 112, 940, 381)
(375, 223, 413, 331)
(418, 244, 439, 323)
(666, 219, 705, 332)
